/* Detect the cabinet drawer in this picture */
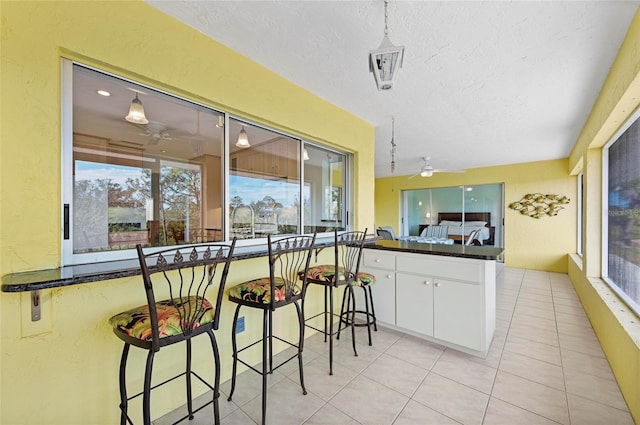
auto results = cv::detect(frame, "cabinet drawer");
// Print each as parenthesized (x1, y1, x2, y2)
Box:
(363, 249, 395, 270)
(397, 254, 482, 283)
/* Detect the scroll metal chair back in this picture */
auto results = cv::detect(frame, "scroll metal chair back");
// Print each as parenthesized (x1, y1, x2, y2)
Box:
(376, 228, 394, 240)
(227, 233, 317, 425)
(303, 229, 368, 375)
(378, 225, 397, 240)
(109, 240, 236, 425)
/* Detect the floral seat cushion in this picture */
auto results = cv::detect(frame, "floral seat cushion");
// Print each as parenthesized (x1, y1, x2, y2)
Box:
(355, 272, 376, 287)
(306, 265, 376, 287)
(228, 277, 300, 304)
(108, 296, 214, 341)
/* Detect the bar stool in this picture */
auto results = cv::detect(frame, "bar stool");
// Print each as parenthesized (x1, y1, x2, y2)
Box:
(226, 233, 316, 425)
(337, 271, 377, 346)
(108, 240, 236, 425)
(302, 229, 368, 375)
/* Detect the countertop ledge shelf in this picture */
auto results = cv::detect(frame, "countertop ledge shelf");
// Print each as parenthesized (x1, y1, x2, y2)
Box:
(367, 240, 504, 261)
(2, 240, 503, 293)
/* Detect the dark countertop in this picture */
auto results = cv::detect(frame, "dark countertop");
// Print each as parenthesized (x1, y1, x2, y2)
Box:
(2, 238, 503, 293)
(1, 242, 321, 293)
(365, 240, 504, 261)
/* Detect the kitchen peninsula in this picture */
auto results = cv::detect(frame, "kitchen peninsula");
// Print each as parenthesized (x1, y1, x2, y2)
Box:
(362, 240, 503, 358)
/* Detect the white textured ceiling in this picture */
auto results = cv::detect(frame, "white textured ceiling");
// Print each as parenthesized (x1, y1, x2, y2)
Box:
(147, 0, 639, 178)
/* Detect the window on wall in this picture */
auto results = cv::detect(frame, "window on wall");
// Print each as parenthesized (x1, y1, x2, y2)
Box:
(577, 172, 584, 257)
(228, 119, 302, 238)
(62, 61, 351, 264)
(400, 184, 504, 248)
(303, 145, 347, 233)
(603, 107, 640, 315)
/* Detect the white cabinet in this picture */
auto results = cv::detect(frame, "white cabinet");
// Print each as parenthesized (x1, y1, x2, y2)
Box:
(396, 273, 433, 336)
(433, 278, 482, 351)
(360, 250, 396, 325)
(363, 248, 496, 357)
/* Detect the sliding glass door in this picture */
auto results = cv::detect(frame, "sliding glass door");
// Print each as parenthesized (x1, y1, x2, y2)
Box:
(401, 183, 504, 248)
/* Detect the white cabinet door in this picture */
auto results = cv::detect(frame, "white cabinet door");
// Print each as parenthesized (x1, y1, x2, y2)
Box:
(433, 278, 482, 350)
(396, 273, 434, 337)
(361, 267, 396, 325)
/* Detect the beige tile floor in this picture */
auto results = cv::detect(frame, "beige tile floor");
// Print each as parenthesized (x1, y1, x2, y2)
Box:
(156, 267, 635, 425)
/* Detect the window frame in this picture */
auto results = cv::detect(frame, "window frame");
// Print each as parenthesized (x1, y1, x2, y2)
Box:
(61, 59, 352, 266)
(602, 104, 640, 316)
(577, 171, 584, 258)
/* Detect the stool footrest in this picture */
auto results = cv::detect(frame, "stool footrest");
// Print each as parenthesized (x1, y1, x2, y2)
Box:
(339, 310, 377, 327)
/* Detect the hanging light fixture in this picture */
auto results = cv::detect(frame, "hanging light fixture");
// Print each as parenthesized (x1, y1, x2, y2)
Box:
(236, 125, 250, 148)
(125, 93, 149, 124)
(369, 0, 405, 91)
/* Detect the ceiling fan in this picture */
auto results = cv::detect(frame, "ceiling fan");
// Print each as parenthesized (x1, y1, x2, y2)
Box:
(132, 121, 173, 144)
(408, 157, 465, 179)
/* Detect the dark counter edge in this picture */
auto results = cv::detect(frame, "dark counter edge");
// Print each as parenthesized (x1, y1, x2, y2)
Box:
(2, 239, 503, 293)
(366, 240, 504, 261)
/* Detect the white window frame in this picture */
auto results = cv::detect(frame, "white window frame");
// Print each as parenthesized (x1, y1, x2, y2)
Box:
(61, 59, 352, 266)
(602, 104, 640, 316)
(577, 172, 583, 258)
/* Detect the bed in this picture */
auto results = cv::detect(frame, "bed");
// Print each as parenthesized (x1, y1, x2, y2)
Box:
(425, 212, 495, 245)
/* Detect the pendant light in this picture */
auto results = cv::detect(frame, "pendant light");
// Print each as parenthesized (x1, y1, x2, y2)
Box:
(369, 0, 405, 91)
(125, 93, 149, 124)
(236, 126, 250, 148)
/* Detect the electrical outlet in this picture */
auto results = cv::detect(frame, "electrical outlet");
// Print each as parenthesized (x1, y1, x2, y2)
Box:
(236, 316, 245, 333)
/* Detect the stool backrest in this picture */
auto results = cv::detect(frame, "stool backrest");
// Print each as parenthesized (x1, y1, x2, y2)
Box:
(376, 228, 394, 240)
(268, 233, 317, 309)
(333, 229, 367, 285)
(136, 239, 236, 349)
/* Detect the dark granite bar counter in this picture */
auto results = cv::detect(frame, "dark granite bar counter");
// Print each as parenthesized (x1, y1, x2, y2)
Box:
(2, 238, 503, 293)
(365, 240, 504, 261)
(2, 239, 337, 293)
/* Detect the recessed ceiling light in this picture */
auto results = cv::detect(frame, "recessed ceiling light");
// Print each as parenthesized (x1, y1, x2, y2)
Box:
(97, 90, 111, 96)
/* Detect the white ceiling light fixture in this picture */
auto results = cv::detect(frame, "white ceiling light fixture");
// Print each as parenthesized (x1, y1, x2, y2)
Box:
(125, 93, 149, 124)
(369, 0, 405, 91)
(236, 125, 250, 148)
(420, 157, 434, 177)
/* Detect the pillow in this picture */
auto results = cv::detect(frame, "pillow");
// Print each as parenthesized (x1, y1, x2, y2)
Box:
(439, 220, 461, 227)
(465, 221, 487, 227)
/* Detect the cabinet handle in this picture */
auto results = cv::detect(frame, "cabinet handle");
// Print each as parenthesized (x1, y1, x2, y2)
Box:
(435, 282, 441, 287)
(387, 274, 393, 279)
(423, 281, 430, 285)
(375, 258, 381, 263)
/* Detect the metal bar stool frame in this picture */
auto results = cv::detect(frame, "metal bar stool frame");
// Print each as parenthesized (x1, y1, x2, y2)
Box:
(337, 273, 378, 346)
(226, 233, 317, 425)
(302, 229, 368, 375)
(110, 240, 236, 425)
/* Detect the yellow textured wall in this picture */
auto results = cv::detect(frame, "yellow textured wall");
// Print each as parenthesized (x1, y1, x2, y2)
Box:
(0, 1, 373, 423)
(567, 8, 640, 423)
(375, 158, 577, 273)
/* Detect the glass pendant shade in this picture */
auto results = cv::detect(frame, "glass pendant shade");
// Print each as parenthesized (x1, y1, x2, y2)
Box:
(236, 127, 250, 148)
(369, 35, 405, 91)
(125, 94, 149, 124)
